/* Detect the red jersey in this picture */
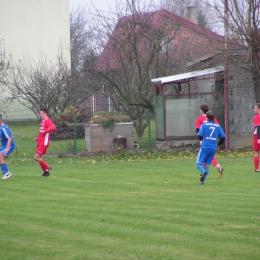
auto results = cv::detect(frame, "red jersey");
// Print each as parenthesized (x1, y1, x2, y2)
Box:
(253, 114, 260, 151)
(195, 115, 219, 129)
(254, 113, 260, 135)
(37, 118, 56, 147)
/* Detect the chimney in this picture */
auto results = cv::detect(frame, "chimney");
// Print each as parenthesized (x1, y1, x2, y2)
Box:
(187, 6, 197, 24)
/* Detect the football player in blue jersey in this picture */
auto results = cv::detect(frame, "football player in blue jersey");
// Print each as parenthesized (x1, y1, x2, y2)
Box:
(0, 118, 16, 180)
(197, 111, 226, 184)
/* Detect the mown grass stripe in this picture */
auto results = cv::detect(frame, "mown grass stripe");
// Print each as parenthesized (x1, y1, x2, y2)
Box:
(0, 156, 259, 260)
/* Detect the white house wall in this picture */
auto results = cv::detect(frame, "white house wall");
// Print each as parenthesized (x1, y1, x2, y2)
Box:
(0, 0, 70, 63)
(0, 0, 70, 121)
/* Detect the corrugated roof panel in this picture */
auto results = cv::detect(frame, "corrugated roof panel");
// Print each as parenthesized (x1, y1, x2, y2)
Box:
(151, 66, 224, 84)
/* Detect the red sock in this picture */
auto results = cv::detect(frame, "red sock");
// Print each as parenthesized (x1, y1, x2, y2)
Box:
(254, 156, 259, 170)
(212, 157, 218, 167)
(40, 160, 50, 172)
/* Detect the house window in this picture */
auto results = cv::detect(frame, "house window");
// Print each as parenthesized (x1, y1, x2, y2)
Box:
(161, 35, 174, 53)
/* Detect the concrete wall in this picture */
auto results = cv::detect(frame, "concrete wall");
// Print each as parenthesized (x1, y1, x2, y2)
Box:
(229, 133, 252, 150)
(85, 123, 134, 153)
(0, 0, 70, 64)
(228, 65, 255, 149)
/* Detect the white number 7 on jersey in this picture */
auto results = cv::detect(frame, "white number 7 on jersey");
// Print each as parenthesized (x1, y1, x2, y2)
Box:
(209, 127, 215, 137)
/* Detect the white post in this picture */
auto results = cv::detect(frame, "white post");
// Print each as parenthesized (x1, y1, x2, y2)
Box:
(92, 94, 95, 114)
(108, 97, 111, 112)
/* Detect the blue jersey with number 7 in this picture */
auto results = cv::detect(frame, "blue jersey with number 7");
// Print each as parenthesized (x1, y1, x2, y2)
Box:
(198, 121, 226, 148)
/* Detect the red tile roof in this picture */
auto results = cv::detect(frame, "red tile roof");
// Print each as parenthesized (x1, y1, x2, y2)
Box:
(96, 9, 227, 71)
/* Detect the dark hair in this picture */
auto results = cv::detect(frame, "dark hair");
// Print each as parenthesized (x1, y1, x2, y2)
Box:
(206, 111, 215, 121)
(40, 108, 48, 115)
(255, 103, 260, 109)
(200, 104, 209, 114)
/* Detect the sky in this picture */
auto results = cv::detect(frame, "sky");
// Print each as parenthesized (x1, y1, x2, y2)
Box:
(69, 0, 117, 12)
(69, 0, 162, 13)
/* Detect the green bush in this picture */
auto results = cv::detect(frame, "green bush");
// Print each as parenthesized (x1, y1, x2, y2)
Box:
(89, 111, 133, 131)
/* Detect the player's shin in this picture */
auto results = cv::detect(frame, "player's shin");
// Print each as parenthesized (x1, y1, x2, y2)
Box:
(212, 157, 218, 167)
(203, 166, 209, 180)
(196, 163, 204, 174)
(254, 155, 259, 170)
(1, 163, 8, 174)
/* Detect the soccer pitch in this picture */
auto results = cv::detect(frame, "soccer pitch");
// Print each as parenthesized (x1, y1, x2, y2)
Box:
(0, 155, 259, 260)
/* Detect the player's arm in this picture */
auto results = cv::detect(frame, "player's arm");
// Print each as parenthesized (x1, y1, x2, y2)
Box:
(198, 135, 203, 140)
(2, 128, 13, 151)
(256, 125, 260, 140)
(39, 121, 56, 133)
(217, 137, 225, 147)
(197, 131, 203, 146)
(44, 124, 56, 133)
(217, 127, 226, 147)
(195, 118, 201, 133)
(197, 124, 204, 140)
(3, 137, 12, 154)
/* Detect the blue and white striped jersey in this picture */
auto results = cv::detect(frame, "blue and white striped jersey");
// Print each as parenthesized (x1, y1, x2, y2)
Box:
(0, 124, 16, 148)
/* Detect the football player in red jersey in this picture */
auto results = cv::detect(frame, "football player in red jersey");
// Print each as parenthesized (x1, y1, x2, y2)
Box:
(195, 104, 224, 177)
(253, 103, 260, 172)
(34, 108, 56, 177)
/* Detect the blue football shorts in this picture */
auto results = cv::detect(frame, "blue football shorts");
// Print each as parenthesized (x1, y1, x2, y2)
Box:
(196, 146, 216, 166)
(0, 145, 16, 158)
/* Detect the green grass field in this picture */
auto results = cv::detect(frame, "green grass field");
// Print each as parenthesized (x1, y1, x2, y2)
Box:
(1, 155, 259, 260)
(8, 122, 86, 158)
(7, 118, 156, 158)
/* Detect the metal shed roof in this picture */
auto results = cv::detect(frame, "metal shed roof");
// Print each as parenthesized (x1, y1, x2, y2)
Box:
(151, 66, 224, 84)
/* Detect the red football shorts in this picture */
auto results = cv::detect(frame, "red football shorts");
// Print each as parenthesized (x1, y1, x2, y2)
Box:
(36, 145, 48, 155)
(253, 135, 260, 151)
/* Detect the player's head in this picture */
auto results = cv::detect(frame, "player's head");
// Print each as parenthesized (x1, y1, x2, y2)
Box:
(39, 108, 48, 120)
(254, 103, 260, 114)
(206, 111, 215, 121)
(200, 104, 209, 115)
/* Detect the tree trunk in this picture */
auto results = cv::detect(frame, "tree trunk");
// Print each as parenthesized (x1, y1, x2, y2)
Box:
(252, 67, 260, 103)
(132, 107, 148, 139)
(134, 121, 148, 139)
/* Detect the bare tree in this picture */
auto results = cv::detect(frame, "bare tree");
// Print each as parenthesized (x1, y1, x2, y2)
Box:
(0, 42, 10, 86)
(161, 0, 191, 17)
(3, 55, 80, 118)
(160, 0, 216, 30)
(210, 0, 260, 102)
(70, 7, 102, 104)
(70, 7, 94, 73)
(90, 0, 185, 138)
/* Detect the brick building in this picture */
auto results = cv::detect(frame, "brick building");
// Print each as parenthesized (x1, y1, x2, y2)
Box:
(93, 8, 229, 113)
(96, 8, 226, 73)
